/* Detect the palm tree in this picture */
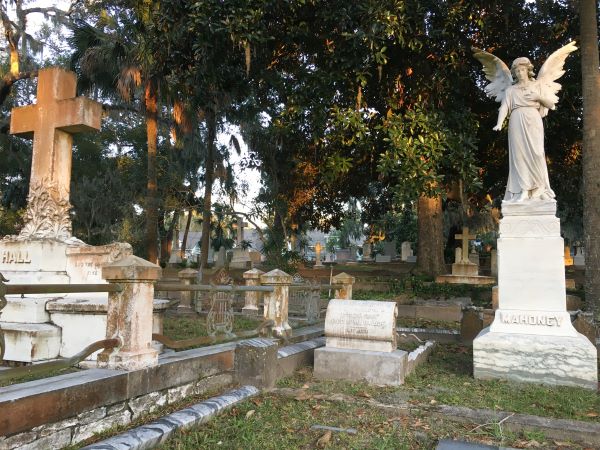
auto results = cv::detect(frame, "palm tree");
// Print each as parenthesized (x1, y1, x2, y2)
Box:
(69, 14, 162, 262)
(580, 0, 600, 321)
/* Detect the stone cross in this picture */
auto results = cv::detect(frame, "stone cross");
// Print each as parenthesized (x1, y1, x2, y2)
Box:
(10, 67, 102, 241)
(454, 227, 476, 264)
(314, 241, 323, 267)
(235, 216, 248, 246)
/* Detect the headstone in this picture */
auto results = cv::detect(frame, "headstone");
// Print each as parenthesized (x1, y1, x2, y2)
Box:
(468, 249, 480, 266)
(574, 247, 585, 267)
(215, 246, 226, 268)
(347, 244, 358, 264)
(248, 249, 262, 265)
(314, 299, 407, 386)
(382, 241, 397, 259)
(362, 242, 373, 261)
(0, 67, 121, 286)
(168, 226, 182, 265)
(400, 241, 413, 261)
(490, 249, 498, 276)
(324, 300, 397, 352)
(335, 248, 351, 263)
(375, 254, 391, 263)
(454, 247, 462, 264)
(473, 200, 597, 389)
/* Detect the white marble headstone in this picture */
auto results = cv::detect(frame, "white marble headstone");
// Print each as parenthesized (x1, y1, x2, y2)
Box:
(324, 299, 398, 352)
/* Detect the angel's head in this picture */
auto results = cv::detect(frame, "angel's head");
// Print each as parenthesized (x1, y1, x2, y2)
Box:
(511, 57, 535, 82)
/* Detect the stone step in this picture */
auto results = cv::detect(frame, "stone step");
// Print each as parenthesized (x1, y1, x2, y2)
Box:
(0, 322, 61, 362)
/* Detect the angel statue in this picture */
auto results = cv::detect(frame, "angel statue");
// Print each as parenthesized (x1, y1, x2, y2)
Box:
(473, 41, 577, 202)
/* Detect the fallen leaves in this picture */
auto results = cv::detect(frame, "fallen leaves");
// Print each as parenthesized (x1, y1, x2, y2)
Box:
(245, 409, 255, 419)
(316, 430, 332, 448)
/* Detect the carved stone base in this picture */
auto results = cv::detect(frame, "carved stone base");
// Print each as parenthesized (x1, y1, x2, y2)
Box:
(97, 347, 158, 371)
(0, 239, 132, 288)
(473, 200, 598, 390)
(473, 328, 597, 390)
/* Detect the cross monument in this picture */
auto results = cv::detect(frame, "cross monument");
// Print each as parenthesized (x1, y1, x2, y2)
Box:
(9, 67, 102, 241)
(235, 216, 248, 246)
(454, 226, 476, 264)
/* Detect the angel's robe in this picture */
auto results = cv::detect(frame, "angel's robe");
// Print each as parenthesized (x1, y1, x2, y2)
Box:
(503, 81, 555, 200)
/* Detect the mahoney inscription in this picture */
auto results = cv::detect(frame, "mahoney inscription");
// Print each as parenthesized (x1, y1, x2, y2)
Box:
(1, 250, 32, 264)
(499, 312, 564, 327)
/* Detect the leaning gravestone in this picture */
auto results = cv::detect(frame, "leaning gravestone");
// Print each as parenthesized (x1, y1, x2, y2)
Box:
(314, 299, 407, 386)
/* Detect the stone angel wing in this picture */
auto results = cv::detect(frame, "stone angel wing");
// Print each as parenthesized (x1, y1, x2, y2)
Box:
(537, 41, 577, 117)
(472, 47, 513, 103)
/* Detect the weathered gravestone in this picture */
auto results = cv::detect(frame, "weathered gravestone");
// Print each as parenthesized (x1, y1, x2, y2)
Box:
(335, 248, 351, 263)
(401, 241, 413, 261)
(573, 246, 585, 267)
(314, 299, 407, 385)
(0, 68, 144, 363)
(362, 242, 373, 262)
(436, 227, 495, 285)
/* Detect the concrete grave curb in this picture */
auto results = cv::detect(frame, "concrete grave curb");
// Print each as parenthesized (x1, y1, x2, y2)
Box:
(80, 385, 259, 450)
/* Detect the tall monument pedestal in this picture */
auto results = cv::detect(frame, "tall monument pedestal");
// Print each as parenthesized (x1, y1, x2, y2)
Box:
(473, 201, 597, 389)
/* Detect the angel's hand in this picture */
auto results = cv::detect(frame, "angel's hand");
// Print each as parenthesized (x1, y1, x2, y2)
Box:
(524, 91, 541, 102)
(493, 124, 502, 131)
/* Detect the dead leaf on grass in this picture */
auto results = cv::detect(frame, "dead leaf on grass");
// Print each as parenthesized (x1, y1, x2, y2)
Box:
(316, 430, 332, 447)
(251, 398, 263, 406)
(553, 441, 573, 447)
(302, 383, 310, 389)
(245, 409, 255, 419)
(358, 391, 372, 398)
(585, 411, 598, 417)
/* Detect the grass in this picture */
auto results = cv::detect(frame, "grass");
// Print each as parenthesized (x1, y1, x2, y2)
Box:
(159, 377, 593, 449)
(275, 344, 600, 425)
(0, 366, 82, 388)
(404, 343, 600, 423)
(162, 315, 263, 342)
(397, 317, 461, 330)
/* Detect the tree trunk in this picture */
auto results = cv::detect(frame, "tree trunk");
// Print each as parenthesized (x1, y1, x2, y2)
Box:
(144, 79, 159, 263)
(580, 0, 600, 322)
(162, 210, 179, 261)
(416, 193, 445, 277)
(200, 108, 216, 267)
(181, 208, 193, 259)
